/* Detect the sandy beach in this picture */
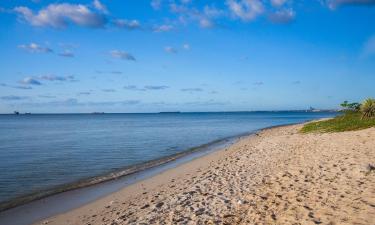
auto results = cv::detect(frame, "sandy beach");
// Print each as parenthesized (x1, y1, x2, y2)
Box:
(37, 122, 375, 225)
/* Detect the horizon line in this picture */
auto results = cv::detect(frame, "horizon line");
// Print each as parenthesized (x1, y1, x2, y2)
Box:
(0, 109, 340, 115)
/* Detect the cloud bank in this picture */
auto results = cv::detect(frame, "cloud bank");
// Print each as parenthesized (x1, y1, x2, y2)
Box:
(110, 50, 136, 61)
(18, 43, 53, 53)
(14, 2, 107, 28)
(326, 0, 375, 9)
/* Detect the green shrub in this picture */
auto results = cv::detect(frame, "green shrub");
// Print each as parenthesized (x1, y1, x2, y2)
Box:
(340, 100, 361, 111)
(301, 111, 375, 133)
(361, 98, 375, 119)
(301, 97, 375, 133)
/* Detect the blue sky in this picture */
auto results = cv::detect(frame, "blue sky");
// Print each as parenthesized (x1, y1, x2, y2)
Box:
(0, 0, 374, 113)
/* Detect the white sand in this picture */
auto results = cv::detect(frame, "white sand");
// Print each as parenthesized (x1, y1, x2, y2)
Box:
(38, 123, 375, 225)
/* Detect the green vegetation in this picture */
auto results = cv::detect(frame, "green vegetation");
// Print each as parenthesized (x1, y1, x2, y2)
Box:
(360, 98, 375, 119)
(301, 111, 375, 133)
(301, 98, 375, 133)
(340, 100, 361, 111)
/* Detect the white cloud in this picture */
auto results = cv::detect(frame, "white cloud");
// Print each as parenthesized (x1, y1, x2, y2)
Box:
(0, 83, 33, 90)
(203, 5, 225, 18)
(19, 77, 42, 85)
(123, 85, 169, 91)
(325, 0, 375, 9)
(93, 0, 108, 14)
(124, 85, 146, 91)
(271, 0, 288, 7)
(268, 8, 295, 24)
(199, 18, 214, 28)
(181, 88, 203, 92)
(38, 75, 76, 81)
(17, 75, 76, 87)
(196, 6, 223, 28)
(151, 0, 162, 10)
(113, 19, 141, 30)
(14, 3, 107, 28)
(167, 3, 223, 29)
(15, 86, 33, 90)
(58, 50, 74, 57)
(18, 43, 53, 53)
(144, 85, 169, 90)
(164, 46, 178, 53)
(170, 3, 189, 13)
(22, 99, 141, 107)
(153, 24, 173, 32)
(226, 0, 264, 21)
(1, 95, 29, 101)
(110, 50, 136, 61)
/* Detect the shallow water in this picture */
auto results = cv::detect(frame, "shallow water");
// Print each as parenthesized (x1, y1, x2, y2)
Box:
(0, 112, 336, 205)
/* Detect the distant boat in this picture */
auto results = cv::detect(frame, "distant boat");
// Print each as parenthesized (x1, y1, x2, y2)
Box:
(25, 112, 31, 115)
(92, 112, 105, 114)
(14, 111, 20, 115)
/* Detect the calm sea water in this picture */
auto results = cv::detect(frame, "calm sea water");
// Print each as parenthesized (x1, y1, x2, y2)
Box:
(0, 112, 336, 205)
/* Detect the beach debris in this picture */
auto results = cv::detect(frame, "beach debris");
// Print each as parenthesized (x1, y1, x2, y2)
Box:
(195, 208, 205, 216)
(140, 204, 150, 209)
(155, 202, 164, 208)
(366, 163, 375, 174)
(223, 214, 235, 218)
(313, 218, 323, 224)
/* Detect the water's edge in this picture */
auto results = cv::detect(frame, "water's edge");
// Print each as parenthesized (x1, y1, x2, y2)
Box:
(0, 120, 315, 225)
(0, 132, 248, 212)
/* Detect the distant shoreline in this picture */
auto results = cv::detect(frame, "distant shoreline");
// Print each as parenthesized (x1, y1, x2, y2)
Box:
(0, 110, 340, 115)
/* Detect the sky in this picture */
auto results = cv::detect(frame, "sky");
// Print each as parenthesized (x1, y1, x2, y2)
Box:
(0, 0, 374, 113)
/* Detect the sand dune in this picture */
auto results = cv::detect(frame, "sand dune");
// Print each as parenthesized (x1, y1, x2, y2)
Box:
(39, 123, 375, 225)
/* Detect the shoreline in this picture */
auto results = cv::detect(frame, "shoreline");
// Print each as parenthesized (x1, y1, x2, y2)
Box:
(0, 133, 245, 212)
(0, 136, 239, 225)
(0, 119, 313, 214)
(0, 118, 348, 225)
(35, 121, 374, 225)
(0, 127, 263, 225)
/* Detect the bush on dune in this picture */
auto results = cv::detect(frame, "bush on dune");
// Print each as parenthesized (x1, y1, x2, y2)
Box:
(361, 98, 375, 119)
(301, 97, 375, 133)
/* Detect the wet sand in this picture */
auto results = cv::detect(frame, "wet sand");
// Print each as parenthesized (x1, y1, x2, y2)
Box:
(38, 123, 374, 225)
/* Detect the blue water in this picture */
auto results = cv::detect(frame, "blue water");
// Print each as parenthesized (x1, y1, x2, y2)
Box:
(0, 112, 336, 205)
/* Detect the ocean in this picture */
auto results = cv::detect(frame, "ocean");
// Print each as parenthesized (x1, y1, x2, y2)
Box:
(0, 112, 336, 208)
